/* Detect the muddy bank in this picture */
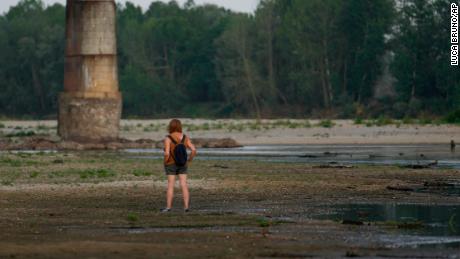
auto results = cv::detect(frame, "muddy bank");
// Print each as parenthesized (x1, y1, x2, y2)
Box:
(0, 136, 242, 151)
(1, 151, 460, 257)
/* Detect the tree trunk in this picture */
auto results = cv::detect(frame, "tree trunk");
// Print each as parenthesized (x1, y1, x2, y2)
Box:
(322, 38, 333, 105)
(357, 74, 367, 104)
(243, 56, 262, 121)
(31, 64, 45, 112)
(342, 61, 348, 95)
(320, 61, 330, 109)
(163, 45, 175, 83)
(266, 8, 277, 104)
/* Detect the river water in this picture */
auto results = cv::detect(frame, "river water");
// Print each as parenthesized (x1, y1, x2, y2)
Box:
(124, 144, 460, 169)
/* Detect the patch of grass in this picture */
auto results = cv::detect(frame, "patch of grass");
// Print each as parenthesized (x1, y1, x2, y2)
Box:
(418, 118, 433, 125)
(354, 118, 364, 125)
(6, 130, 36, 137)
(249, 123, 262, 131)
(257, 218, 271, 228)
(53, 159, 64, 164)
(79, 169, 116, 179)
(127, 212, 139, 223)
(0, 158, 24, 167)
(0, 123, 5, 128)
(212, 122, 224, 130)
(29, 172, 40, 178)
(132, 170, 152, 177)
(201, 123, 210, 131)
(445, 109, 460, 124)
(374, 116, 394, 126)
(1, 180, 13, 186)
(317, 120, 335, 128)
(121, 125, 132, 131)
(227, 123, 244, 132)
(402, 117, 414, 124)
(16, 152, 32, 158)
(36, 124, 50, 130)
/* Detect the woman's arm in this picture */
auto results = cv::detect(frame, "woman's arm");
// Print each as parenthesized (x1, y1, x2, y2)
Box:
(164, 138, 171, 164)
(185, 137, 197, 162)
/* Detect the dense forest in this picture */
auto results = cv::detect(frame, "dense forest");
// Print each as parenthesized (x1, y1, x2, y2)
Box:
(0, 0, 459, 119)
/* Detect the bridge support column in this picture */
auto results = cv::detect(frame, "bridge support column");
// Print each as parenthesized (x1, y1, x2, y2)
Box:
(58, 0, 121, 142)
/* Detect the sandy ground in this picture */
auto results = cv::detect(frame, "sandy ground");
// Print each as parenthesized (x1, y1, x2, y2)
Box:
(0, 151, 460, 257)
(1, 119, 459, 145)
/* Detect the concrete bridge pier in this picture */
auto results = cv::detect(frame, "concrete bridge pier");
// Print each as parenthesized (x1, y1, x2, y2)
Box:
(58, 0, 122, 142)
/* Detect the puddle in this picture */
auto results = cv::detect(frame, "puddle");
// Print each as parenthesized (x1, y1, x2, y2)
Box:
(123, 144, 460, 169)
(315, 203, 460, 248)
(416, 183, 460, 197)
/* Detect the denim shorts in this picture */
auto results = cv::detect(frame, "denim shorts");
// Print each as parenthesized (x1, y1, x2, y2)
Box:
(164, 164, 188, 175)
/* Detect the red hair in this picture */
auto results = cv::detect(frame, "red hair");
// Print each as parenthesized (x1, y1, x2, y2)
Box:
(168, 119, 183, 133)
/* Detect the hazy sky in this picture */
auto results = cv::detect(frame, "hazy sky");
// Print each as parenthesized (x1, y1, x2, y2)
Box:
(0, 0, 260, 14)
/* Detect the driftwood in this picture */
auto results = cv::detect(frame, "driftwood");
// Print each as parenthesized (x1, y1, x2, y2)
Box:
(386, 185, 417, 192)
(400, 161, 438, 169)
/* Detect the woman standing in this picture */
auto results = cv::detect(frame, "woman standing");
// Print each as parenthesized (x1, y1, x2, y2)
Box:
(161, 119, 197, 212)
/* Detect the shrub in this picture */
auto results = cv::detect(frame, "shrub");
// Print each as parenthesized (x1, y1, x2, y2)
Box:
(445, 109, 460, 124)
(317, 120, 335, 128)
(6, 131, 36, 137)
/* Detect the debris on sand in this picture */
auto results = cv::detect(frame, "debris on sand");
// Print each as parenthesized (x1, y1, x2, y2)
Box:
(314, 164, 354, 169)
(342, 220, 364, 225)
(386, 185, 417, 192)
(400, 161, 438, 169)
(213, 165, 230, 169)
(423, 181, 456, 187)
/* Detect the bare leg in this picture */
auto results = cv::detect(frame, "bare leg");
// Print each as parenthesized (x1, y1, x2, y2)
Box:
(178, 174, 190, 209)
(166, 175, 176, 209)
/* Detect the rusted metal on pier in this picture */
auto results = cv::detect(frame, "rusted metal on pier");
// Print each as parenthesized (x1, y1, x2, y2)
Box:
(58, 0, 122, 142)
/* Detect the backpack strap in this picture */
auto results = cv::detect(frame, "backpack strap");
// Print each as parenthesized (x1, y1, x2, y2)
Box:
(180, 135, 187, 144)
(167, 135, 178, 145)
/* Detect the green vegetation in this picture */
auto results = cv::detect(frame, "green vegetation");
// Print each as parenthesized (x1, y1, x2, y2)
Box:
(29, 171, 39, 178)
(317, 120, 335, 128)
(127, 212, 139, 223)
(79, 169, 116, 179)
(0, 0, 457, 119)
(1, 180, 14, 186)
(6, 131, 36, 137)
(382, 220, 425, 229)
(132, 170, 153, 177)
(257, 218, 271, 228)
(445, 109, 460, 124)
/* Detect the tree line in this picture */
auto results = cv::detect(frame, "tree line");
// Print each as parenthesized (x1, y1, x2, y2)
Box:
(0, 0, 459, 119)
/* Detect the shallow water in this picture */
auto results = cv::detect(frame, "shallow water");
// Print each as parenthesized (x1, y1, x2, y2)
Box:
(315, 203, 460, 248)
(124, 144, 460, 169)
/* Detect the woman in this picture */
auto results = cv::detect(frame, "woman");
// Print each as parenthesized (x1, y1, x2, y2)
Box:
(161, 119, 197, 212)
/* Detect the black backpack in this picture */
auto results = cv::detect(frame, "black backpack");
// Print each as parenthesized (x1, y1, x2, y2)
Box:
(168, 135, 188, 166)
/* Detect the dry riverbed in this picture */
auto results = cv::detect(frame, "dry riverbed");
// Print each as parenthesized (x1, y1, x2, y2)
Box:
(1, 119, 459, 145)
(1, 151, 460, 258)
